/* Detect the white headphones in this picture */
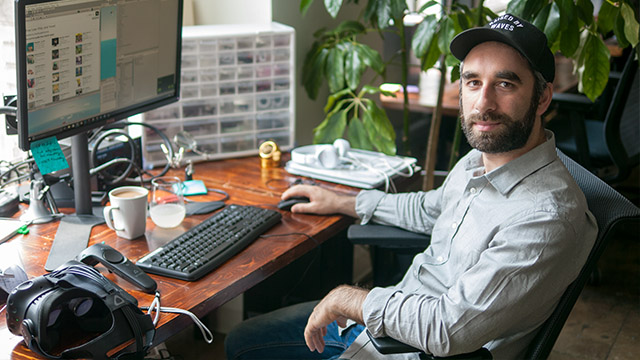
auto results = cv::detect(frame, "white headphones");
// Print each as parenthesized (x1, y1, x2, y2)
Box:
(291, 139, 352, 169)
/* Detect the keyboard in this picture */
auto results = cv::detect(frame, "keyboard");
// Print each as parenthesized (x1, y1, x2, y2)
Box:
(136, 204, 282, 281)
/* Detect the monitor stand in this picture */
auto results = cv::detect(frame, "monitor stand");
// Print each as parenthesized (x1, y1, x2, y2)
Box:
(45, 133, 104, 271)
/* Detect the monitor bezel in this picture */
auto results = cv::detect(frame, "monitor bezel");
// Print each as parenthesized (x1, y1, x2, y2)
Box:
(14, 0, 184, 151)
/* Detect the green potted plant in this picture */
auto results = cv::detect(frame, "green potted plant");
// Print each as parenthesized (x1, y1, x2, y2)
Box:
(299, 0, 638, 187)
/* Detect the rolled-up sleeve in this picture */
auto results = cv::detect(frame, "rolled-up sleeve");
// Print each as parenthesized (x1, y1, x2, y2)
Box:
(355, 188, 444, 234)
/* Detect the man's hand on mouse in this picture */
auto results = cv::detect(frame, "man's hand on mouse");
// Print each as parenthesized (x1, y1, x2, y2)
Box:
(281, 184, 357, 217)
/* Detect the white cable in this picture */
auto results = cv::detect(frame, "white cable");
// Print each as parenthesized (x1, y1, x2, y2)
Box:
(342, 155, 396, 193)
(141, 305, 213, 344)
(147, 291, 161, 326)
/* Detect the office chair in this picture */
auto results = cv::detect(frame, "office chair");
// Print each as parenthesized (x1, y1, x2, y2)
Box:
(547, 52, 639, 185)
(348, 150, 640, 359)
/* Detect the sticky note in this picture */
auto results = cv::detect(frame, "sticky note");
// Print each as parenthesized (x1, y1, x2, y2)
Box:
(181, 180, 208, 196)
(30, 136, 69, 175)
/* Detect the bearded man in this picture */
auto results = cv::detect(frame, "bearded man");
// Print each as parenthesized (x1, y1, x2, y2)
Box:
(225, 14, 597, 360)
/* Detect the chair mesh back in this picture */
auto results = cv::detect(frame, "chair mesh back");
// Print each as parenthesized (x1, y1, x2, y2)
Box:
(525, 150, 640, 359)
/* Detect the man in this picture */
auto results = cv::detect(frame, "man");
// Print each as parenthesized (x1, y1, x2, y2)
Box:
(225, 14, 597, 359)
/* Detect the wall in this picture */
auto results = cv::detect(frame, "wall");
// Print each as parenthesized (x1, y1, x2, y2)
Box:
(271, 0, 384, 146)
(192, 0, 272, 25)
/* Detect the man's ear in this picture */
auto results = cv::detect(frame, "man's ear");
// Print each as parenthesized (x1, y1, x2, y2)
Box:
(537, 83, 554, 116)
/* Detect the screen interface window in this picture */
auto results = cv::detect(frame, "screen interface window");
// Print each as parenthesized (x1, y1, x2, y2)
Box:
(24, 0, 179, 141)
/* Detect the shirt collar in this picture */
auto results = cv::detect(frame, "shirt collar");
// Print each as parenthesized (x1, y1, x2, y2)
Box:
(464, 130, 558, 195)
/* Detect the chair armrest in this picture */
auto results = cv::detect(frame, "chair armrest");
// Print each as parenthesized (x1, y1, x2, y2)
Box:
(367, 330, 422, 354)
(551, 92, 594, 108)
(367, 330, 493, 359)
(347, 224, 430, 248)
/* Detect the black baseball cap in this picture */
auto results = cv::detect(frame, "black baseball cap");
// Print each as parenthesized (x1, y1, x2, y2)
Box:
(450, 14, 555, 83)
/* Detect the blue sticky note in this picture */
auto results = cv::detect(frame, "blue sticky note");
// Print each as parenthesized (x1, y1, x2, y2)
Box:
(181, 180, 208, 196)
(30, 136, 69, 175)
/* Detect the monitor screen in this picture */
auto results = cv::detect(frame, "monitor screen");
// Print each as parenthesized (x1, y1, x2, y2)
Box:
(15, 0, 183, 151)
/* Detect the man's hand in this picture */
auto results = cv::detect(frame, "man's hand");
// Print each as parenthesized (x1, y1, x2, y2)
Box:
(304, 285, 369, 353)
(282, 185, 358, 217)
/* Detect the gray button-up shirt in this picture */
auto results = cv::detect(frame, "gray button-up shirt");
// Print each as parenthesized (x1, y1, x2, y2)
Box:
(342, 132, 597, 359)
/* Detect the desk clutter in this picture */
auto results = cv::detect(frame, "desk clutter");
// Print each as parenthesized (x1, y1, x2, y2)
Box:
(141, 23, 295, 168)
(286, 140, 419, 191)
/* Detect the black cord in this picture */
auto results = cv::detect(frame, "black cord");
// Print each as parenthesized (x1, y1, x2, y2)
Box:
(103, 121, 174, 181)
(205, 188, 230, 202)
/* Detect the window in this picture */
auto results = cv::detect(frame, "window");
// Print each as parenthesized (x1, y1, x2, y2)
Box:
(1, 2, 21, 162)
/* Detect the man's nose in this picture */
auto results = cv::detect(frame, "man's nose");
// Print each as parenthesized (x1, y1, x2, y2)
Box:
(474, 85, 497, 114)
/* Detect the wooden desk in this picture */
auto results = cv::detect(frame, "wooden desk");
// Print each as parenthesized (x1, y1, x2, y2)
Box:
(0, 155, 359, 359)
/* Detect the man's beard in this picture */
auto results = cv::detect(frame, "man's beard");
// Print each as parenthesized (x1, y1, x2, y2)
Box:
(460, 96, 539, 154)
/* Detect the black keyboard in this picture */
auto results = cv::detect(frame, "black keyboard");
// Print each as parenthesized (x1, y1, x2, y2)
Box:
(137, 204, 281, 281)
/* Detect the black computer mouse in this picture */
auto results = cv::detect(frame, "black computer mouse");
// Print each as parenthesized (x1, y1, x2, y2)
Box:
(277, 196, 310, 211)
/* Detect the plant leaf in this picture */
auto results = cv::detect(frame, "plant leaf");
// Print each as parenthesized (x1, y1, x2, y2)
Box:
(389, 0, 408, 21)
(361, 100, 396, 155)
(506, 0, 528, 18)
(345, 44, 365, 90)
(302, 45, 329, 100)
(559, 11, 580, 58)
(335, 20, 366, 35)
(421, 34, 442, 71)
(375, 0, 393, 28)
(324, 90, 351, 113)
(412, 15, 438, 58)
(313, 108, 348, 144)
(543, 2, 562, 45)
(532, 4, 550, 32)
(355, 43, 385, 74)
(556, 0, 574, 31)
(323, 0, 343, 18)
(347, 117, 375, 151)
(597, 0, 617, 34)
(621, 2, 640, 47)
(300, 0, 314, 16)
(361, 85, 382, 95)
(576, 0, 594, 26)
(437, 17, 456, 55)
(362, 99, 395, 142)
(418, 0, 440, 13)
(507, 0, 545, 21)
(579, 33, 610, 101)
(325, 47, 346, 93)
(614, 12, 631, 48)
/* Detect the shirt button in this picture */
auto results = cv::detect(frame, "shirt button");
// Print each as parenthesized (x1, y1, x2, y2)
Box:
(470, 187, 477, 194)
(437, 256, 444, 262)
(451, 222, 457, 229)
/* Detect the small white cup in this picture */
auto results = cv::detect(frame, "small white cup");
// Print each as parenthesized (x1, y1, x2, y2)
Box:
(103, 186, 149, 240)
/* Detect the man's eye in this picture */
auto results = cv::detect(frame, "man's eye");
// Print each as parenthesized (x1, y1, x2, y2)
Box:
(498, 81, 513, 88)
(466, 80, 480, 87)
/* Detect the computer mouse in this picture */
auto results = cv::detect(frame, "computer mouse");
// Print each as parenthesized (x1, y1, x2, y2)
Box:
(277, 196, 310, 211)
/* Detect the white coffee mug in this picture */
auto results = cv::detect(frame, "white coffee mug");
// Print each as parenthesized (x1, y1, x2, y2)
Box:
(103, 186, 148, 239)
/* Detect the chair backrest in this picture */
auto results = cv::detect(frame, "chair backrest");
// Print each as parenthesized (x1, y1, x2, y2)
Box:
(603, 52, 639, 183)
(525, 150, 640, 359)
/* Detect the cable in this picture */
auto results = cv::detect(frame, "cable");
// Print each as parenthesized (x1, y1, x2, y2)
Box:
(0, 106, 17, 116)
(141, 303, 214, 344)
(103, 121, 174, 181)
(147, 291, 161, 326)
(90, 129, 136, 186)
(205, 188, 229, 202)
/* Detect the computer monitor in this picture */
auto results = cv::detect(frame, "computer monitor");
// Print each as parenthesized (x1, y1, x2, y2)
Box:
(15, 0, 183, 215)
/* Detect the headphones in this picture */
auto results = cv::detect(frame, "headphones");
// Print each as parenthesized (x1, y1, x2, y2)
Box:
(6, 262, 155, 360)
(291, 139, 352, 169)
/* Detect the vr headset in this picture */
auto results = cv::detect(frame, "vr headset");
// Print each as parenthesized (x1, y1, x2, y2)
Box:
(6, 262, 155, 359)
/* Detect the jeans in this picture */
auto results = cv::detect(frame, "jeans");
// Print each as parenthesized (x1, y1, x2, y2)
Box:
(224, 301, 364, 360)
